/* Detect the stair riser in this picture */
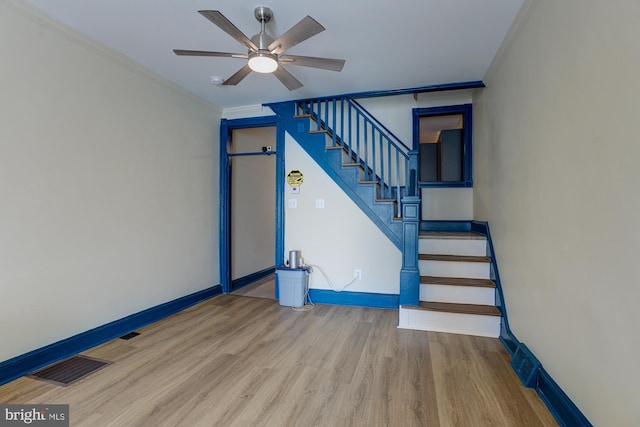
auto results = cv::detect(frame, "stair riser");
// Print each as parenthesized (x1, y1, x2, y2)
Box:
(354, 184, 378, 201)
(398, 308, 500, 337)
(420, 284, 495, 305)
(419, 260, 491, 279)
(419, 239, 486, 257)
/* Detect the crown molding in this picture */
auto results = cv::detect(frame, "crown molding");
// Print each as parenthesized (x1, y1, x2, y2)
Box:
(3, 0, 223, 116)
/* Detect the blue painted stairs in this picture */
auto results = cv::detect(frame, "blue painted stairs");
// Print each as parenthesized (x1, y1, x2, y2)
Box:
(269, 102, 404, 249)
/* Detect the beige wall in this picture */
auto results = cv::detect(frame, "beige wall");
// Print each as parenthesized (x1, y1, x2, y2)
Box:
(358, 93, 476, 220)
(284, 134, 401, 294)
(0, 1, 220, 361)
(473, 0, 640, 425)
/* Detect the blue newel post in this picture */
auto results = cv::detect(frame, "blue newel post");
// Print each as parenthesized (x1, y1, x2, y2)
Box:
(400, 151, 420, 306)
(399, 195, 420, 306)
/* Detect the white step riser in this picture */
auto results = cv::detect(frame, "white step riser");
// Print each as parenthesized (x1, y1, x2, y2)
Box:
(419, 260, 491, 279)
(398, 307, 500, 338)
(420, 284, 495, 306)
(419, 239, 487, 257)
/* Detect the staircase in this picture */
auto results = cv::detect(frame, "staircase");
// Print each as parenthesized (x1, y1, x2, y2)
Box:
(268, 98, 504, 338)
(268, 99, 418, 250)
(398, 231, 501, 337)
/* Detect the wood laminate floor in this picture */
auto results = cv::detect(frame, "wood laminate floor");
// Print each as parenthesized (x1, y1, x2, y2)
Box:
(0, 295, 557, 426)
(232, 274, 276, 299)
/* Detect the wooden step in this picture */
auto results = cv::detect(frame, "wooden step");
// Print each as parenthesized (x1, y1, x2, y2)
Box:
(419, 254, 490, 263)
(416, 301, 501, 316)
(359, 180, 380, 186)
(398, 303, 501, 337)
(310, 129, 331, 135)
(420, 276, 495, 288)
(419, 231, 485, 240)
(342, 162, 364, 169)
(293, 114, 313, 119)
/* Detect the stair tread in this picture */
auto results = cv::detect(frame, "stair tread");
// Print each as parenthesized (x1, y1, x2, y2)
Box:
(376, 198, 397, 203)
(413, 301, 501, 316)
(293, 114, 313, 119)
(421, 276, 496, 288)
(419, 254, 491, 263)
(342, 163, 364, 168)
(419, 231, 486, 240)
(359, 180, 380, 185)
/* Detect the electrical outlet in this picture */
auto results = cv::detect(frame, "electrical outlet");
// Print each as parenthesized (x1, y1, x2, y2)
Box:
(315, 198, 325, 209)
(354, 269, 362, 280)
(288, 199, 297, 209)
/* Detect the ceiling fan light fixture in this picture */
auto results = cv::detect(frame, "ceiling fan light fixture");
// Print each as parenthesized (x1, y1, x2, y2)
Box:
(175, 8, 344, 89)
(248, 51, 278, 73)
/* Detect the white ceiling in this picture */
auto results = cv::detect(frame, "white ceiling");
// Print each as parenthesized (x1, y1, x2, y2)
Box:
(22, 0, 523, 110)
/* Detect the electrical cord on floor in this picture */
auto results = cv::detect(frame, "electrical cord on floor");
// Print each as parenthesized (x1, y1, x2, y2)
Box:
(290, 263, 357, 312)
(306, 263, 357, 292)
(292, 277, 314, 312)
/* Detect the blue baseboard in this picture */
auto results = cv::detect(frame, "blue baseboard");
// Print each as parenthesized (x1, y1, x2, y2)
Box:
(474, 220, 591, 426)
(537, 368, 592, 426)
(499, 334, 519, 357)
(500, 334, 592, 426)
(0, 284, 222, 386)
(308, 289, 398, 309)
(231, 266, 275, 292)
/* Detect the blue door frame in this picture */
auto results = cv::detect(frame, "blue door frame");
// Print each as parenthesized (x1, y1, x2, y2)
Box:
(219, 115, 285, 294)
(412, 103, 473, 188)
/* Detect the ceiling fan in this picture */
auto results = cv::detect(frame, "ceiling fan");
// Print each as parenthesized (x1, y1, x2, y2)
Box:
(173, 7, 346, 90)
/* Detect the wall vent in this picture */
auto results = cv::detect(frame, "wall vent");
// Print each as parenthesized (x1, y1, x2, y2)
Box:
(28, 355, 111, 387)
(510, 342, 541, 388)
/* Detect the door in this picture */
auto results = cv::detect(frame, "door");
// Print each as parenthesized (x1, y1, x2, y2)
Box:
(230, 126, 276, 290)
(219, 116, 284, 294)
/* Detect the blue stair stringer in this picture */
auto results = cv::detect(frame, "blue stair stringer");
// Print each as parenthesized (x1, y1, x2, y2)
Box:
(269, 101, 403, 249)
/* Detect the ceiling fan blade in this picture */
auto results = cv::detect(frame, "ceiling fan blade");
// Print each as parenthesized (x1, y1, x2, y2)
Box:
(222, 64, 253, 86)
(279, 55, 345, 72)
(198, 10, 258, 51)
(273, 66, 303, 91)
(268, 16, 325, 55)
(173, 49, 248, 59)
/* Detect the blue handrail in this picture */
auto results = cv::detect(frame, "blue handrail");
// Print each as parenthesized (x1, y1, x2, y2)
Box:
(348, 99, 412, 152)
